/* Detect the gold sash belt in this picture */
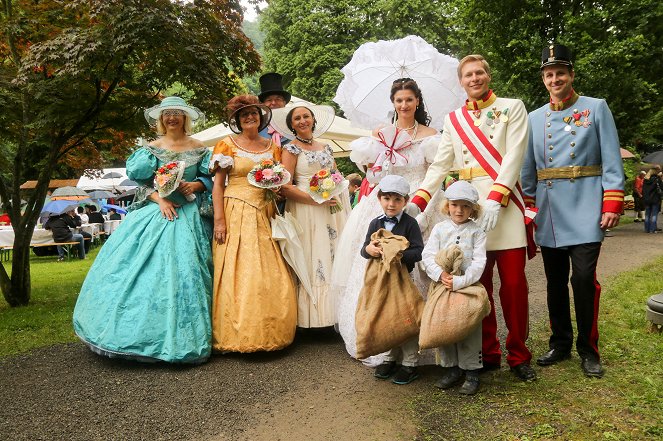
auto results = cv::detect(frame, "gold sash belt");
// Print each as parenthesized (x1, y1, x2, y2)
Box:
(458, 167, 489, 180)
(536, 165, 602, 181)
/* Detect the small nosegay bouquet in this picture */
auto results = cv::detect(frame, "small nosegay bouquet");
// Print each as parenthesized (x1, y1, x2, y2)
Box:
(308, 168, 348, 214)
(155, 161, 195, 202)
(247, 159, 291, 201)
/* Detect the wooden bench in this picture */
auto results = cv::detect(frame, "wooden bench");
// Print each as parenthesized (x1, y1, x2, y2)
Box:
(33, 241, 85, 260)
(1, 239, 90, 261)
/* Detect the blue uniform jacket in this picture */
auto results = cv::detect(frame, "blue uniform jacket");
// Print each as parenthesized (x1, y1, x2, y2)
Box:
(521, 96, 624, 248)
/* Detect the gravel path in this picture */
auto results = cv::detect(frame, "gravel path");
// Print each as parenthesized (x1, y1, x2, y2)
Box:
(1, 219, 661, 441)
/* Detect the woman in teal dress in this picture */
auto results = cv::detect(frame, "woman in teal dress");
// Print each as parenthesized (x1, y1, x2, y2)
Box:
(73, 96, 213, 363)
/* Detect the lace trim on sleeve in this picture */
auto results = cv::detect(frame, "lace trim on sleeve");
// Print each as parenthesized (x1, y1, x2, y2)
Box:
(127, 186, 156, 212)
(283, 143, 302, 155)
(209, 153, 234, 173)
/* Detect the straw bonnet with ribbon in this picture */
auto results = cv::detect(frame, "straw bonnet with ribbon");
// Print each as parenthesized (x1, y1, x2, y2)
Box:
(144, 96, 205, 126)
(269, 105, 335, 140)
(225, 95, 272, 134)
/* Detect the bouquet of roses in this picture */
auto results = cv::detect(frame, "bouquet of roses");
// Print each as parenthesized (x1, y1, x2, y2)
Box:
(247, 159, 291, 201)
(155, 161, 195, 202)
(308, 168, 348, 214)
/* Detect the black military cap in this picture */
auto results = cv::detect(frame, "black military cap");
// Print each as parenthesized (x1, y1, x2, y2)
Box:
(541, 44, 573, 69)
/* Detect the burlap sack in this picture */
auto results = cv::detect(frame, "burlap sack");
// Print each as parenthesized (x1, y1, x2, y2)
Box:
(355, 229, 424, 359)
(418, 245, 491, 349)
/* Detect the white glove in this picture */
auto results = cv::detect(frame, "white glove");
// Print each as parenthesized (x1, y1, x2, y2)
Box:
(480, 199, 502, 232)
(415, 213, 428, 231)
(404, 202, 421, 217)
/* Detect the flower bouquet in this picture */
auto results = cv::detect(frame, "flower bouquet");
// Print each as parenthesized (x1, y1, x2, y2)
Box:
(308, 169, 348, 214)
(247, 159, 291, 201)
(155, 161, 195, 202)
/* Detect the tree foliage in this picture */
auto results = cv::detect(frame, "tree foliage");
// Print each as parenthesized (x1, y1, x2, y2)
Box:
(261, 0, 448, 106)
(0, 0, 260, 306)
(261, 0, 663, 147)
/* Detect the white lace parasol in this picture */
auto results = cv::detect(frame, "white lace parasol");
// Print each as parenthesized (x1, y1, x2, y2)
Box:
(333, 35, 466, 130)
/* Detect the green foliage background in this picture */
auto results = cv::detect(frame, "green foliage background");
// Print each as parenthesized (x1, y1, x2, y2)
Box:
(260, 0, 663, 150)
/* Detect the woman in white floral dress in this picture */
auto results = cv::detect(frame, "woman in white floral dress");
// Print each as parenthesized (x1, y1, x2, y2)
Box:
(272, 105, 351, 328)
(331, 79, 445, 364)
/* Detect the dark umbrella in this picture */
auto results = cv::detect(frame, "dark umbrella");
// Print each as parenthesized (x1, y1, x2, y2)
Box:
(87, 190, 116, 200)
(51, 186, 90, 201)
(102, 172, 124, 179)
(116, 188, 136, 203)
(642, 150, 663, 165)
(119, 179, 138, 187)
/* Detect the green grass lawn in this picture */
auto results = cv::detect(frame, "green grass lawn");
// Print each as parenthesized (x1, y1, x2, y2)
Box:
(410, 255, 663, 441)
(0, 247, 98, 356)
(1, 223, 662, 440)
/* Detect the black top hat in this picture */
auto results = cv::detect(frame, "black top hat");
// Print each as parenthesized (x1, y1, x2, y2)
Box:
(258, 73, 292, 103)
(541, 44, 573, 69)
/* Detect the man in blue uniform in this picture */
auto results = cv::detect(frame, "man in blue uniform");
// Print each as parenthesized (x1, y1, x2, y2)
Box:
(521, 44, 624, 378)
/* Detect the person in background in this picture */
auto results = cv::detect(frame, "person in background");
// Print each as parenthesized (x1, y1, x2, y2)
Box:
(108, 208, 122, 221)
(44, 209, 86, 261)
(642, 165, 662, 233)
(346, 173, 363, 208)
(87, 205, 105, 224)
(258, 72, 292, 146)
(77, 206, 89, 224)
(521, 44, 624, 378)
(633, 170, 645, 222)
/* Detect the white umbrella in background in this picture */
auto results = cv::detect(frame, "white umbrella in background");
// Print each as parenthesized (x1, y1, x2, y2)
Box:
(334, 35, 466, 130)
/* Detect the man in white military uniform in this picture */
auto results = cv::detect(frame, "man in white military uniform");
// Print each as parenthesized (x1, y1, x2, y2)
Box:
(409, 55, 536, 381)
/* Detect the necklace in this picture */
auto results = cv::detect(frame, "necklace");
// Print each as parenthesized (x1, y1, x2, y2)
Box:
(295, 135, 313, 144)
(396, 121, 416, 131)
(230, 136, 272, 154)
(396, 121, 418, 139)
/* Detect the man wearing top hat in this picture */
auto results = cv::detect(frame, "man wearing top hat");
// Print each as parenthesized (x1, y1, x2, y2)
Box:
(258, 72, 292, 146)
(408, 54, 537, 382)
(521, 44, 624, 378)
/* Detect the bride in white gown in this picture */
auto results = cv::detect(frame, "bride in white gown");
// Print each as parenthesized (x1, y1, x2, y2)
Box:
(332, 78, 446, 365)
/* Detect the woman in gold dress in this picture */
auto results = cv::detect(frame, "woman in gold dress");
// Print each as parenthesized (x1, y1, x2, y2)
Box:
(210, 95, 297, 352)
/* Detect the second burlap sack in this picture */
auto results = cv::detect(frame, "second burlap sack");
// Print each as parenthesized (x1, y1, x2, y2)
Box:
(355, 229, 424, 359)
(419, 245, 490, 349)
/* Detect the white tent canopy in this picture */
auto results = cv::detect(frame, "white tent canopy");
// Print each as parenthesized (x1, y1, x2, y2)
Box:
(192, 96, 370, 157)
(77, 167, 134, 193)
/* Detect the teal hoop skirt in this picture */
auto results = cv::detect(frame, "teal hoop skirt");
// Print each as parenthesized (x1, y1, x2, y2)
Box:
(73, 147, 213, 363)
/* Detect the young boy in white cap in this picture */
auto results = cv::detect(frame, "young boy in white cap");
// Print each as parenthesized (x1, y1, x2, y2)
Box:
(421, 181, 487, 395)
(362, 174, 424, 384)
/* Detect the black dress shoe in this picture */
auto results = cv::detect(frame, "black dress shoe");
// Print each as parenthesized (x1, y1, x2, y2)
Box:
(581, 358, 604, 378)
(479, 362, 501, 373)
(510, 363, 537, 382)
(536, 349, 571, 366)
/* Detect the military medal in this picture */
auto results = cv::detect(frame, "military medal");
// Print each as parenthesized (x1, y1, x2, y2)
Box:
(493, 110, 501, 125)
(572, 112, 582, 127)
(500, 108, 509, 123)
(563, 116, 572, 132)
(581, 109, 591, 128)
(472, 109, 482, 126)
